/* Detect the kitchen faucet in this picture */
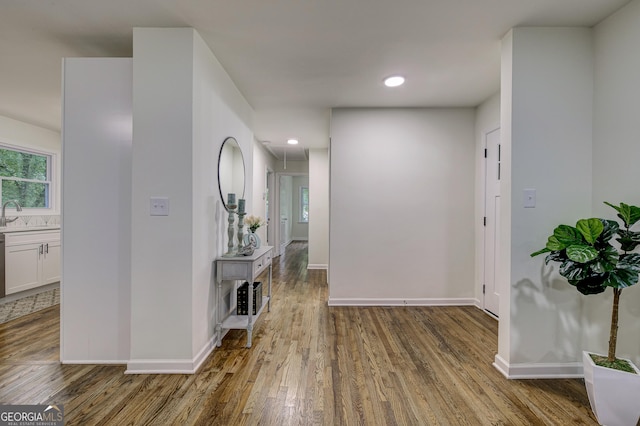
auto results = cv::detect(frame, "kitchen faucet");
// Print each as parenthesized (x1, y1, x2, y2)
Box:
(1, 200, 22, 226)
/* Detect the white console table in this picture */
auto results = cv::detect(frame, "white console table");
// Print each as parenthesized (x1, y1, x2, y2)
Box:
(215, 245, 273, 348)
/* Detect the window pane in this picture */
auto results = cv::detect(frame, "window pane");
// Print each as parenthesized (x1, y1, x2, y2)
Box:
(300, 187, 309, 222)
(2, 180, 49, 208)
(0, 148, 48, 180)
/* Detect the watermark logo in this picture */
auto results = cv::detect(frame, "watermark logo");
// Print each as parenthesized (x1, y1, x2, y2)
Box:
(0, 405, 63, 426)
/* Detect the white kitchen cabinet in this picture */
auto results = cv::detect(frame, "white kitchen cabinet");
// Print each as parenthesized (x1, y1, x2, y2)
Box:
(4, 230, 61, 295)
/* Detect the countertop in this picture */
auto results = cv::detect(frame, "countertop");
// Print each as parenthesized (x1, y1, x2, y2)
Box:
(0, 225, 60, 234)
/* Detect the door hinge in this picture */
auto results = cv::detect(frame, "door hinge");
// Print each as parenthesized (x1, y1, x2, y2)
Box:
(483, 216, 486, 226)
(484, 148, 487, 158)
(483, 284, 486, 294)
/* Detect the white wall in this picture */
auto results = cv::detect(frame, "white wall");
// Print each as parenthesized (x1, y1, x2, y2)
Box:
(252, 141, 277, 245)
(308, 148, 329, 269)
(191, 30, 253, 362)
(291, 175, 309, 240)
(329, 108, 476, 305)
(474, 92, 500, 306)
(0, 115, 61, 214)
(274, 160, 308, 174)
(591, 0, 640, 366)
(61, 58, 132, 362)
(497, 28, 594, 378)
(129, 28, 253, 373)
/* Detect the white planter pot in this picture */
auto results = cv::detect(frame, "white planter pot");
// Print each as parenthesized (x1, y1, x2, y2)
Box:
(583, 351, 640, 426)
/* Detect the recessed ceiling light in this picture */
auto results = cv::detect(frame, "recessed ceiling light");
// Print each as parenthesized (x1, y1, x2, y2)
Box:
(384, 75, 405, 87)
(287, 139, 299, 145)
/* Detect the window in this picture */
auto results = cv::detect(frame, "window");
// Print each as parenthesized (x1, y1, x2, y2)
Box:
(299, 186, 309, 223)
(0, 145, 52, 210)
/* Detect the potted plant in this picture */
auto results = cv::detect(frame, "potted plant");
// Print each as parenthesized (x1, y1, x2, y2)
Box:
(531, 202, 640, 426)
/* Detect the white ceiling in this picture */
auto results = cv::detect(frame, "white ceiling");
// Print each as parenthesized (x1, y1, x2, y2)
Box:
(0, 0, 630, 151)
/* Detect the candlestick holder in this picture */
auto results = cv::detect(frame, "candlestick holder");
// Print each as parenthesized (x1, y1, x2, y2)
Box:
(237, 210, 246, 251)
(223, 203, 237, 257)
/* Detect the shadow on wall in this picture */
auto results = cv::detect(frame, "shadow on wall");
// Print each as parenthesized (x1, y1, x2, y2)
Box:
(511, 263, 586, 364)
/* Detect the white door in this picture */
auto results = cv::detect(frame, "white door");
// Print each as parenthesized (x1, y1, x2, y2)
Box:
(483, 128, 501, 317)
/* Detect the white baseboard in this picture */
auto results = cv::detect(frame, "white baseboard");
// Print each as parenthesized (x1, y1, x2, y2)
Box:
(125, 336, 216, 374)
(327, 298, 477, 307)
(61, 359, 127, 365)
(493, 354, 583, 379)
(292, 237, 308, 241)
(307, 264, 328, 270)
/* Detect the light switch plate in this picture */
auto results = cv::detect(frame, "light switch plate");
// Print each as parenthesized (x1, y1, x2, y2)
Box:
(523, 189, 536, 208)
(150, 197, 169, 216)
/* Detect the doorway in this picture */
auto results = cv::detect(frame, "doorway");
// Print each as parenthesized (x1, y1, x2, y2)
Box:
(483, 128, 500, 317)
(265, 168, 274, 246)
(274, 173, 309, 257)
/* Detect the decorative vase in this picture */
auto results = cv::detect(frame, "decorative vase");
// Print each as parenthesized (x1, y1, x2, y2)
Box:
(244, 229, 261, 249)
(583, 351, 640, 425)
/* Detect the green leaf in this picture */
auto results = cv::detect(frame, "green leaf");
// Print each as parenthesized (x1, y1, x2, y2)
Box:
(576, 218, 604, 244)
(546, 251, 568, 264)
(560, 259, 590, 281)
(546, 235, 564, 251)
(531, 247, 551, 257)
(605, 202, 640, 228)
(590, 245, 619, 273)
(616, 229, 640, 252)
(553, 225, 584, 247)
(566, 245, 599, 263)
(602, 254, 640, 288)
(604, 269, 639, 289)
(575, 275, 607, 295)
(619, 253, 640, 273)
(596, 220, 619, 246)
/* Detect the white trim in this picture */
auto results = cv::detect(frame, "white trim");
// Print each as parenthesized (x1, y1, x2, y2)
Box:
(307, 264, 328, 270)
(493, 354, 583, 379)
(292, 237, 308, 241)
(327, 298, 477, 307)
(0, 141, 58, 214)
(125, 336, 216, 374)
(62, 359, 127, 365)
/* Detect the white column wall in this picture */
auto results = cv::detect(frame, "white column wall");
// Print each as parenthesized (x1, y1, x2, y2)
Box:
(308, 148, 329, 270)
(497, 28, 594, 378)
(329, 108, 475, 305)
(591, 0, 640, 366)
(129, 28, 253, 372)
(61, 58, 132, 362)
(130, 29, 195, 368)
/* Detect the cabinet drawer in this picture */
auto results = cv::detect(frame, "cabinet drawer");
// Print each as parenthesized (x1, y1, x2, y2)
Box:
(6, 230, 60, 246)
(219, 262, 250, 280)
(253, 252, 272, 276)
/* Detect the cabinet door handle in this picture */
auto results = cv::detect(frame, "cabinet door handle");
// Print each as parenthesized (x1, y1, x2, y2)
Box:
(39, 244, 43, 256)
(45, 243, 49, 254)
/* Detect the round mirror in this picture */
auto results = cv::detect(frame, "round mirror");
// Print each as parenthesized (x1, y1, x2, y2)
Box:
(218, 137, 245, 211)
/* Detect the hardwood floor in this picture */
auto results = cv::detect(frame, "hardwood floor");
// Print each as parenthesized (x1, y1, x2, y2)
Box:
(0, 241, 599, 425)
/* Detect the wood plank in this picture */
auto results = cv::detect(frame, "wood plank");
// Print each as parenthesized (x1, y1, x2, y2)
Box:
(0, 242, 599, 425)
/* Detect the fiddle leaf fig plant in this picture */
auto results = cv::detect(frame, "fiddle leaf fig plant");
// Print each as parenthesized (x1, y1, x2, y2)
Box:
(531, 202, 640, 370)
